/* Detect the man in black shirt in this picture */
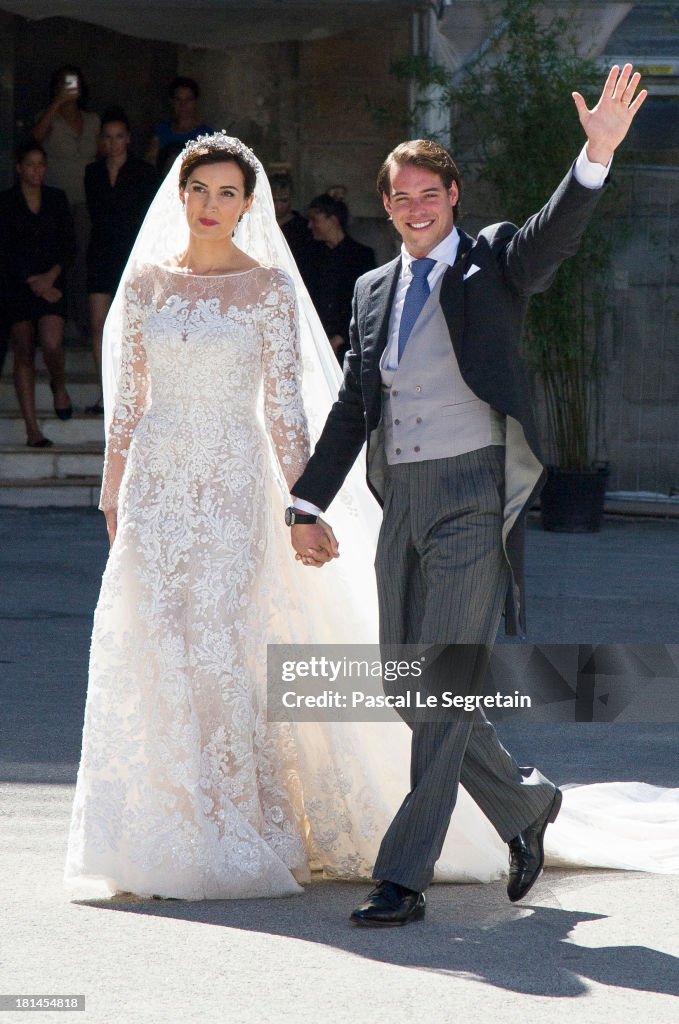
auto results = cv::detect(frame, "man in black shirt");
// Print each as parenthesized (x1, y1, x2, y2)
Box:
(305, 193, 375, 364)
(270, 172, 314, 275)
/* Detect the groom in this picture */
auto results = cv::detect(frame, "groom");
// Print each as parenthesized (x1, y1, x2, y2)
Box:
(287, 66, 646, 926)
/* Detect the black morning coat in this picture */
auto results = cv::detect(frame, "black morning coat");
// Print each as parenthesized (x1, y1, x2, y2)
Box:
(293, 162, 608, 634)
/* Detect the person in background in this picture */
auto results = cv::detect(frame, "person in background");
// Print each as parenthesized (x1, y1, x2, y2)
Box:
(84, 107, 157, 415)
(0, 142, 76, 447)
(270, 171, 314, 274)
(33, 66, 100, 341)
(305, 193, 375, 363)
(145, 77, 211, 173)
(326, 184, 347, 202)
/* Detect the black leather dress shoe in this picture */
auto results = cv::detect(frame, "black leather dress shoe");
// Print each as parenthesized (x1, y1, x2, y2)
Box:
(350, 881, 425, 927)
(507, 788, 563, 903)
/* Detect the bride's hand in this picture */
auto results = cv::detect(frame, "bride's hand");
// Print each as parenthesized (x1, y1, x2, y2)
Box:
(104, 509, 117, 548)
(291, 518, 339, 567)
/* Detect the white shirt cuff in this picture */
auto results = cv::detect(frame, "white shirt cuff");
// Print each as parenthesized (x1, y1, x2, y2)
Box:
(293, 498, 323, 516)
(574, 143, 611, 189)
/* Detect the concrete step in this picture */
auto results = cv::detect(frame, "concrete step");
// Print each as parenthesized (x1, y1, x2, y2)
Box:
(0, 443, 104, 482)
(4, 346, 96, 376)
(0, 476, 101, 507)
(0, 375, 99, 413)
(604, 494, 679, 519)
(0, 413, 105, 446)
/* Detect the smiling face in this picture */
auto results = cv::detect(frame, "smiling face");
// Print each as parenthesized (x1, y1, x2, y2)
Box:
(100, 121, 130, 161)
(17, 149, 47, 189)
(180, 159, 253, 242)
(383, 163, 459, 259)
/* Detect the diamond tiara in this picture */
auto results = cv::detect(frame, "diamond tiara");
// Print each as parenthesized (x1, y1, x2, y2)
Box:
(180, 132, 259, 173)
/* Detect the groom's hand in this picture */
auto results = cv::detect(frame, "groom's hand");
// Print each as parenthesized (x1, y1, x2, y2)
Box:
(291, 518, 339, 567)
(573, 63, 647, 167)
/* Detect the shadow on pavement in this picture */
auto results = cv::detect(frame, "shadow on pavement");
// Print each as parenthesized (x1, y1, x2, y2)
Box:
(74, 879, 679, 999)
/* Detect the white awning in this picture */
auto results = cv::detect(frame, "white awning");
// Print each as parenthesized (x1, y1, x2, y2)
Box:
(0, 1, 415, 49)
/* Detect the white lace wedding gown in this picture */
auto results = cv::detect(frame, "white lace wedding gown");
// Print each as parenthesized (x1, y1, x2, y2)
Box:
(65, 262, 386, 899)
(65, 262, 679, 901)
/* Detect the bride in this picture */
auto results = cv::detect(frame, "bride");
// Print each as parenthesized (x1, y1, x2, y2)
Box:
(65, 134, 678, 902)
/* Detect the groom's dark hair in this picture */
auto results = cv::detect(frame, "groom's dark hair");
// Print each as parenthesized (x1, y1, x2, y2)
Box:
(377, 139, 462, 220)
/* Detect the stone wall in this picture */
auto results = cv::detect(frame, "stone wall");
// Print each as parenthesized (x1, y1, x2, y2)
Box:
(459, 160, 679, 495)
(180, 23, 410, 264)
(6, 13, 410, 259)
(10, 15, 177, 159)
(601, 165, 679, 495)
(5, 11, 674, 495)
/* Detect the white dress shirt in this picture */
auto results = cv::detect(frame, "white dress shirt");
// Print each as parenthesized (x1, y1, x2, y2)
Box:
(293, 144, 610, 514)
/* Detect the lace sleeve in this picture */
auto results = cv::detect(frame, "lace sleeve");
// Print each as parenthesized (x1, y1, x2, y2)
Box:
(261, 270, 310, 492)
(99, 282, 151, 512)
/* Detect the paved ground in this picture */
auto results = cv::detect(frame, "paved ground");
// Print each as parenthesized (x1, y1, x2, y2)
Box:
(1, 509, 678, 1023)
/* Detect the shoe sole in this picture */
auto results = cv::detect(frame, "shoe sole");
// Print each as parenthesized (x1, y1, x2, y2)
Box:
(508, 788, 563, 903)
(350, 904, 426, 928)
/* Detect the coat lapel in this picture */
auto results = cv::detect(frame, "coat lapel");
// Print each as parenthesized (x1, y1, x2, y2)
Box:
(362, 257, 401, 366)
(439, 228, 475, 344)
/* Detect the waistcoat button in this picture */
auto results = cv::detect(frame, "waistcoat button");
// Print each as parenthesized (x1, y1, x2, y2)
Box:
(415, 385, 422, 393)
(392, 390, 399, 397)
(414, 446, 420, 453)
(394, 419, 400, 426)
(395, 448, 401, 455)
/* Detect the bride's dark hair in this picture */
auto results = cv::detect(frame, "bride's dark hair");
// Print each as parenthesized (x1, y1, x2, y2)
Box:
(179, 145, 257, 199)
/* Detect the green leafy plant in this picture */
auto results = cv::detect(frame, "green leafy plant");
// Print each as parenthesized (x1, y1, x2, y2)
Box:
(366, 55, 452, 142)
(451, 0, 610, 469)
(381, 0, 614, 469)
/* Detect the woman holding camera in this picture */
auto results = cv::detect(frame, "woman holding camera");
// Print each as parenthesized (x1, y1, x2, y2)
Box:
(33, 66, 100, 340)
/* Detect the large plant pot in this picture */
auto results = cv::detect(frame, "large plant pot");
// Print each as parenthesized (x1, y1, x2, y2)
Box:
(540, 465, 609, 533)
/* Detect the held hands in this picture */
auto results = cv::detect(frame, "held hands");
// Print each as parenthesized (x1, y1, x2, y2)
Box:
(573, 64, 648, 167)
(291, 518, 339, 568)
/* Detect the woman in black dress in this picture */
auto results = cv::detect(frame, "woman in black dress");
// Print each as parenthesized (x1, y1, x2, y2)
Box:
(84, 107, 157, 413)
(0, 141, 76, 447)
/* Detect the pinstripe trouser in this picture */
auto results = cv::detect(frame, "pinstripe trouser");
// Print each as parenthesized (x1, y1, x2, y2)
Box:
(372, 445, 556, 892)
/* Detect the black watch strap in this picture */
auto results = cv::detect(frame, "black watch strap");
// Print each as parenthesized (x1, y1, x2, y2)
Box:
(285, 506, 318, 526)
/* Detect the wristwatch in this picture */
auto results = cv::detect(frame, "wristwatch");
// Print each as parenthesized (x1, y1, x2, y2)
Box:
(285, 507, 318, 526)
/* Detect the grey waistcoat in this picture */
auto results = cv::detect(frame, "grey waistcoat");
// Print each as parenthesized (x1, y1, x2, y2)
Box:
(380, 278, 505, 466)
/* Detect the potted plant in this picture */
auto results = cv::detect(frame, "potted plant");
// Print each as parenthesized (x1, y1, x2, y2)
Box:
(451, 0, 613, 531)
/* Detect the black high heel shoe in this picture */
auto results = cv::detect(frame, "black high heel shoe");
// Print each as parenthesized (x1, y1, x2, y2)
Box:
(50, 382, 73, 421)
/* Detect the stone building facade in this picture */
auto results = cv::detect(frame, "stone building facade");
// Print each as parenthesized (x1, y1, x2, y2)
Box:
(0, 3, 676, 495)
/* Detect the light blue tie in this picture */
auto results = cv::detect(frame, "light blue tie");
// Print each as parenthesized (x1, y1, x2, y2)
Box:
(397, 257, 436, 361)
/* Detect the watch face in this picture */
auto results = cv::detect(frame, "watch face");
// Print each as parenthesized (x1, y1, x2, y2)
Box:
(285, 507, 293, 526)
